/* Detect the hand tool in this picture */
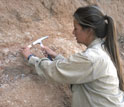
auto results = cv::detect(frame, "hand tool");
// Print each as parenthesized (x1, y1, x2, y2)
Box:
(28, 36, 53, 60)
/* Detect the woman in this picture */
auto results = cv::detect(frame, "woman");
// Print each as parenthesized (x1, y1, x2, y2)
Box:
(22, 5, 124, 107)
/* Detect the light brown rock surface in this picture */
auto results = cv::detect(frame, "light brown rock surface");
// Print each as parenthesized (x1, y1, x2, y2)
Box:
(0, 0, 124, 107)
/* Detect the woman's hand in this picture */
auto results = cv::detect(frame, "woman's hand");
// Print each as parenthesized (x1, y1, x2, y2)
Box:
(41, 46, 58, 58)
(21, 47, 32, 59)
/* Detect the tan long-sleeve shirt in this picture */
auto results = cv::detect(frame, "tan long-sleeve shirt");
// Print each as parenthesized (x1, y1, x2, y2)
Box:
(28, 38, 124, 107)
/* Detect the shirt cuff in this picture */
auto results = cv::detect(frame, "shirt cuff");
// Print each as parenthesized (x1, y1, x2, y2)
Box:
(28, 54, 34, 60)
(28, 56, 49, 65)
(28, 56, 40, 65)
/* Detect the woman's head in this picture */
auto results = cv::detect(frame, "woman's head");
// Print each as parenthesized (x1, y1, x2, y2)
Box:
(73, 19, 96, 46)
(73, 5, 124, 91)
(73, 5, 107, 39)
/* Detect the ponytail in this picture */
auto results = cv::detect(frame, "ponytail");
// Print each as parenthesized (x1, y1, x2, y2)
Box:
(104, 15, 124, 91)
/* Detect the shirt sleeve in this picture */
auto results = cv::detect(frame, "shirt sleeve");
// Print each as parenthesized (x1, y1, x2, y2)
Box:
(28, 53, 94, 84)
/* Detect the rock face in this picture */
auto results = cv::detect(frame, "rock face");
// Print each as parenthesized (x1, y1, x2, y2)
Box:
(0, 0, 124, 107)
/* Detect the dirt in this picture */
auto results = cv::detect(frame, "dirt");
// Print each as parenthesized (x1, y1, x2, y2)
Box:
(0, 0, 124, 107)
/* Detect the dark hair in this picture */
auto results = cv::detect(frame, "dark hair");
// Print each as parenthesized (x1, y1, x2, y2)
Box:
(74, 5, 124, 91)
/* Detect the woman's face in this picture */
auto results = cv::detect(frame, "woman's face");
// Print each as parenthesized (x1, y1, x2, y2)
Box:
(73, 19, 92, 46)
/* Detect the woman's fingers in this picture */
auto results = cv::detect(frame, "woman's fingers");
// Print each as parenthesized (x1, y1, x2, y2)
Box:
(21, 46, 32, 59)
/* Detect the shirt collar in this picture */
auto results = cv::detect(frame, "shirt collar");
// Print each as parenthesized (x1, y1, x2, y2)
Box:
(87, 38, 104, 48)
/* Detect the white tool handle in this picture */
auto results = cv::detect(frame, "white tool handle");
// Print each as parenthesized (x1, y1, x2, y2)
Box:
(40, 43, 44, 47)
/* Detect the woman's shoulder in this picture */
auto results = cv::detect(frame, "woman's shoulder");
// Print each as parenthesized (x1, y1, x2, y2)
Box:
(84, 45, 110, 63)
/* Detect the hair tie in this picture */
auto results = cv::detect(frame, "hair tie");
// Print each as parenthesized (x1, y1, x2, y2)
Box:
(104, 15, 108, 20)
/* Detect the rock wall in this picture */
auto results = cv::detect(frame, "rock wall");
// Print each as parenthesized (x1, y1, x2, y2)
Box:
(0, 0, 124, 107)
